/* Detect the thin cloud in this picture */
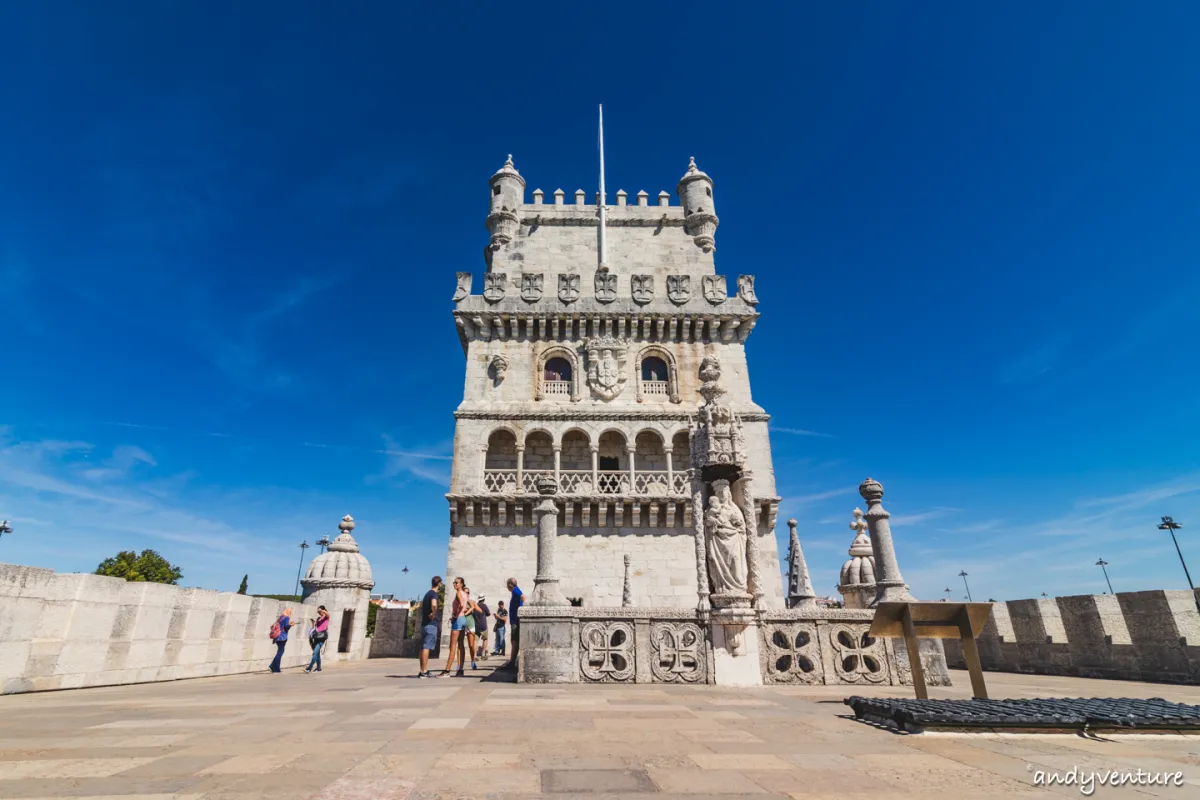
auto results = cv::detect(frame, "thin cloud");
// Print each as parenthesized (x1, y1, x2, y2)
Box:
(998, 337, 1068, 384)
(771, 426, 834, 438)
(794, 488, 853, 505)
(889, 507, 960, 527)
(372, 434, 453, 487)
(1075, 479, 1200, 510)
(89, 420, 453, 461)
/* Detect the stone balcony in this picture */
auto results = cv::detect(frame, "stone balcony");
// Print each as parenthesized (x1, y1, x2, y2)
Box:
(483, 468, 689, 497)
(446, 490, 780, 533)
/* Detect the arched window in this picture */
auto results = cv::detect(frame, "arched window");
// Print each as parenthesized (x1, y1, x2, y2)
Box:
(641, 357, 668, 382)
(536, 348, 581, 402)
(545, 358, 573, 382)
(635, 348, 680, 404)
(544, 358, 573, 397)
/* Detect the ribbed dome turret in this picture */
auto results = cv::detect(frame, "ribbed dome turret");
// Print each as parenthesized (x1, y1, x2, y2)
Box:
(837, 508, 876, 608)
(301, 515, 375, 591)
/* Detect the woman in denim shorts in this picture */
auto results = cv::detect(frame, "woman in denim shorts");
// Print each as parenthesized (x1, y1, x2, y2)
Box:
(439, 577, 471, 677)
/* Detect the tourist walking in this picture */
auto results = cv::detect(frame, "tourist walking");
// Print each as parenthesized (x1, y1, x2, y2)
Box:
(503, 578, 523, 670)
(269, 607, 292, 673)
(438, 577, 470, 677)
(417, 576, 441, 678)
(304, 605, 329, 673)
(492, 600, 508, 656)
(474, 595, 490, 660)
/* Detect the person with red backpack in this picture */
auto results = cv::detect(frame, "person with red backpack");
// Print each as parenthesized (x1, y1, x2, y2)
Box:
(269, 608, 292, 673)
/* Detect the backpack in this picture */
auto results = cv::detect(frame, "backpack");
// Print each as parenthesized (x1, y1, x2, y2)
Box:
(269, 618, 282, 641)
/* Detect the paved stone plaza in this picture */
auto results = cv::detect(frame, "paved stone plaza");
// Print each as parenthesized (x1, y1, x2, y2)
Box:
(2, 661, 1199, 799)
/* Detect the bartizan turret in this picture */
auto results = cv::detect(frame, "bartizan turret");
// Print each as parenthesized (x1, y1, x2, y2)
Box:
(486, 155, 525, 255)
(677, 157, 719, 252)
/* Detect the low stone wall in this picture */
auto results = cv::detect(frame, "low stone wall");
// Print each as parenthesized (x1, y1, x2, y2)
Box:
(759, 609, 951, 687)
(519, 606, 950, 686)
(1, 563, 324, 695)
(368, 607, 421, 658)
(942, 590, 1200, 684)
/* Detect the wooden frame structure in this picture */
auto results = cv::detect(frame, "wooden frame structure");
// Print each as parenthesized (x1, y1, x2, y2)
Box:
(868, 602, 994, 700)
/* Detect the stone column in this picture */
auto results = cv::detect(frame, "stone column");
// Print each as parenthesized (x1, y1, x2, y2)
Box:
(859, 477, 915, 605)
(626, 445, 637, 492)
(665, 451, 674, 491)
(478, 445, 489, 492)
(552, 444, 561, 485)
(622, 554, 632, 607)
(689, 469, 710, 611)
(531, 475, 567, 606)
(735, 472, 762, 605)
(590, 445, 599, 492)
(516, 445, 525, 493)
(786, 519, 817, 609)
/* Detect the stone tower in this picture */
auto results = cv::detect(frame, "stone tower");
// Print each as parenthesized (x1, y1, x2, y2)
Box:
(445, 154, 785, 620)
(301, 515, 374, 662)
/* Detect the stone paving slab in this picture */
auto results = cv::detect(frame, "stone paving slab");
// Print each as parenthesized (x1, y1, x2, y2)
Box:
(3, 661, 1200, 798)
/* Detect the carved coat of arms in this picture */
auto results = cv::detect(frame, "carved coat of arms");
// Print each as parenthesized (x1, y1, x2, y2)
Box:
(594, 268, 617, 303)
(737, 274, 758, 305)
(667, 275, 690, 304)
(631, 274, 654, 305)
(702, 275, 727, 304)
(520, 273, 544, 302)
(559, 273, 580, 303)
(483, 273, 506, 303)
(585, 335, 628, 401)
(452, 272, 472, 302)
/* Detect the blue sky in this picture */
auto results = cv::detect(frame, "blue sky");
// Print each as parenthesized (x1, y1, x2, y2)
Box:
(2, 3, 1198, 602)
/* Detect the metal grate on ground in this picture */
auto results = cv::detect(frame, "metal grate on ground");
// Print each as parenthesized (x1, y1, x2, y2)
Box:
(845, 695, 1200, 733)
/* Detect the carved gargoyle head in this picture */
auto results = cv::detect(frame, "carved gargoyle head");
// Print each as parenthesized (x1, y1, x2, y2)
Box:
(489, 354, 510, 384)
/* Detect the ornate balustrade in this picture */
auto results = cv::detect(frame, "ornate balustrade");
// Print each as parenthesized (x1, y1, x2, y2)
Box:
(543, 380, 571, 396)
(519, 606, 918, 688)
(483, 469, 686, 496)
(642, 380, 670, 396)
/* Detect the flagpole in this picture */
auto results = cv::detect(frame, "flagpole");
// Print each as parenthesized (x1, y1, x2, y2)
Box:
(598, 103, 607, 268)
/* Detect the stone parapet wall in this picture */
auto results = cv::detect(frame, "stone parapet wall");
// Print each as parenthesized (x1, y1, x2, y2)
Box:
(0, 562, 325, 695)
(368, 607, 420, 658)
(518, 606, 947, 687)
(943, 589, 1200, 684)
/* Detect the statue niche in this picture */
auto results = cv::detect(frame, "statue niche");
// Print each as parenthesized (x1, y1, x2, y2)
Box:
(705, 479, 749, 595)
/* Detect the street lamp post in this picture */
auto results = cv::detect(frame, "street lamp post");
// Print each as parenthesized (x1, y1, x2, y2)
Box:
(1095, 558, 1114, 595)
(294, 540, 309, 599)
(959, 570, 973, 602)
(402, 566, 409, 600)
(943, 587, 952, 602)
(1158, 516, 1199, 614)
(316, 535, 331, 554)
(0, 520, 12, 545)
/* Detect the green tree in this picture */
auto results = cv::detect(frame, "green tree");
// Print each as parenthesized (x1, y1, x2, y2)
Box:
(366, 602, 379, 637)
(94, 549, 183, 585)
(237, 574, 248, 595)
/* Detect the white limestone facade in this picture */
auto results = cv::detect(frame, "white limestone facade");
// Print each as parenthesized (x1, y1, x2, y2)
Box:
(444, 156, 785, 621)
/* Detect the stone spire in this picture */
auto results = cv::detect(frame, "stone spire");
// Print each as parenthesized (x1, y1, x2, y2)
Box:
(837, 508, 877, 609)
(785, 519, 817, 609)
(858, 478, 914, 605)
